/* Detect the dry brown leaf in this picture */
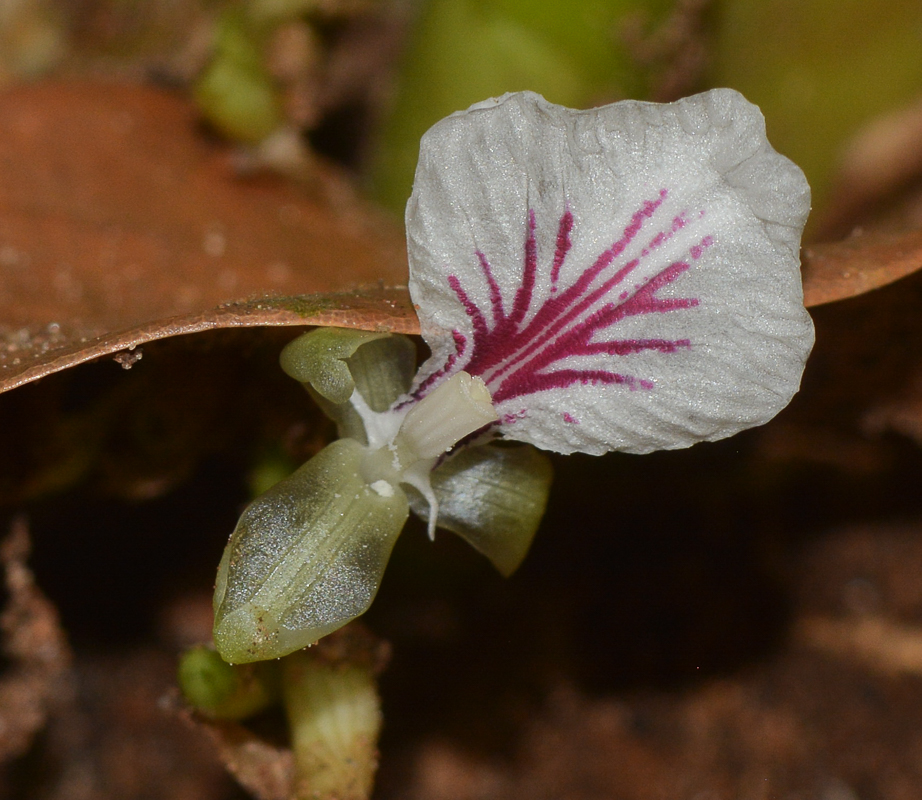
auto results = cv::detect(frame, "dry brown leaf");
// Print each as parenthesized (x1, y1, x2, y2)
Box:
(6, 80, 922, 397)
(189, 716, 296, 800)
(0, 81, 417, 393)
(802, 226, 922, 307)
(0, 287, 417, 393)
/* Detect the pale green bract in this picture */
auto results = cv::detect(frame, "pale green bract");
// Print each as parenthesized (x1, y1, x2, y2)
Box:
(214, 435, 410, 662)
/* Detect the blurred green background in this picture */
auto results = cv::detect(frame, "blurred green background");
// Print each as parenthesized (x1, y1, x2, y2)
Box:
(3, 0, 920, 229)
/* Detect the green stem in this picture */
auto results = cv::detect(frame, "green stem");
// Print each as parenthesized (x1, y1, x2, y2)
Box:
(281, 632, 384, 800)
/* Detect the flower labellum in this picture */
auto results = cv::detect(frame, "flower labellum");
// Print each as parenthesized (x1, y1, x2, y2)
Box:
(408, 88, 814, 456)
(213, 89, 813, 663)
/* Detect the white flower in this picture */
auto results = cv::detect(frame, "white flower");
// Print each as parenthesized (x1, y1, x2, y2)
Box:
(213, 88, 815, 663)
(405, 88, 814, 456)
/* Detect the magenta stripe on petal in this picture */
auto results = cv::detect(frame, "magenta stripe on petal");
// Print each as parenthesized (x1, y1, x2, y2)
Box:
(437, 194, 705, 412)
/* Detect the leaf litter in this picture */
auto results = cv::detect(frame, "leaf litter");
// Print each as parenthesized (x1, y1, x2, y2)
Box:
(0, 81, 416, 393)
(0, 518, 72, 763)
(5, 62, 922, 800)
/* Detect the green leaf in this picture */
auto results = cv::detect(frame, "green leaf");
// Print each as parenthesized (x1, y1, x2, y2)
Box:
(410, 443, 553, 576)
(213, 438, 409, 663)
(369, 0, 675, 212)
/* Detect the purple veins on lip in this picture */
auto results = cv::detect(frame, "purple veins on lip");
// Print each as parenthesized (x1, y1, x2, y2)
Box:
(549, 209, 574, 291)
(401, 329, 468, 409)
(441, 190, 709, 408)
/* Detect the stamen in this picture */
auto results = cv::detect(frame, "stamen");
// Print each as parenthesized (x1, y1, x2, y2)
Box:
(397, 372, 499, 460)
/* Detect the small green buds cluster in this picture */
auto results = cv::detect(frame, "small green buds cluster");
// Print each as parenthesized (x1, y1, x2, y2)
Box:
(213, 328, 552, 664)
(180, 628, 387, 800)
(179, 645, 280, 719)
